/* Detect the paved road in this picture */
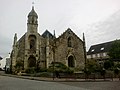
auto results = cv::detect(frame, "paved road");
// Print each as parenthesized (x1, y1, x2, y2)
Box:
(0, 75, 120, 90)
(0, 76, 86, 90)
(59, 81, 120, 90)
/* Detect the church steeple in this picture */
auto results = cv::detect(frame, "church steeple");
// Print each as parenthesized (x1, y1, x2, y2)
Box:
(27, 6, 38, 33)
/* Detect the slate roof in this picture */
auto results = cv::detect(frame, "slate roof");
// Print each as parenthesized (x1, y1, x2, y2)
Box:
(42, 30, 54, 39)
(87, 41, 115, 55)
(0, 56, 3, 60)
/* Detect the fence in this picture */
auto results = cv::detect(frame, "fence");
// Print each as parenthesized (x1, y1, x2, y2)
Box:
(57, 72, 120, 80)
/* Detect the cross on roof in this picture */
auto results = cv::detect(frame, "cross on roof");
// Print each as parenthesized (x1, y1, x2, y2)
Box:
(32, 2, 34, 6)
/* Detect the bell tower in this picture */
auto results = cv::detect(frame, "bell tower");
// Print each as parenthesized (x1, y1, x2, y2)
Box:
(24, 6, 39, 69)
(27, 6, 38, 33)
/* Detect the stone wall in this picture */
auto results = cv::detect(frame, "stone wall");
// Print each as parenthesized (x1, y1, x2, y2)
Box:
(55, 29, 85, 69)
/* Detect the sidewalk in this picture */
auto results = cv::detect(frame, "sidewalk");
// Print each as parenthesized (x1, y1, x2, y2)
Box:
(0, 72, 120, 82)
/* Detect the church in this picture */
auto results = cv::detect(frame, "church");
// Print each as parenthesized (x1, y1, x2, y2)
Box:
(10, 6, 85, 72)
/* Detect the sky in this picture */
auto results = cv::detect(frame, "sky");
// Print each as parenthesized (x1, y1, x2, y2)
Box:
(0, 0, 120, 57)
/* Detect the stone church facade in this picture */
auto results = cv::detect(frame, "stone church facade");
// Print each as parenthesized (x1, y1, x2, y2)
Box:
(11, 7, 85, 72)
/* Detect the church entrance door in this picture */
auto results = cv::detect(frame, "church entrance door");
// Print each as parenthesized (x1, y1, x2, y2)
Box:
(68, 56, 74, 67)
(28, 55, 36, 67)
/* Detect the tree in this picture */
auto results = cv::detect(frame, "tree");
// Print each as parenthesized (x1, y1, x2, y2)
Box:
(85, 59, 100, 73)
(84, 59, 101, 79)
(114, 63, 120, 77)
(103, 60, 114, 70)
(108, 40, 120, 61)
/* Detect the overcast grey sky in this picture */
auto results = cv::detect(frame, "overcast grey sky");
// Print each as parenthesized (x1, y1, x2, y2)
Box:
(0, 0, 120, 57)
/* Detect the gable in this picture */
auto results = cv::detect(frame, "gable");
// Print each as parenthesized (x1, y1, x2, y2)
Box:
(57, 28, 83, 42)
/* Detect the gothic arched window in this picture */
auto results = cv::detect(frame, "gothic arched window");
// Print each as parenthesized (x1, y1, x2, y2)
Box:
(29, 35, 36, 53)
(30, 39, 35, 49)
(68, 37, 72, 47)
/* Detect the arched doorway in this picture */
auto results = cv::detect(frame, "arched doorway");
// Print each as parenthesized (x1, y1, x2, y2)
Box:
(28, 56, 36, 67)
(68, 56, 74, 67)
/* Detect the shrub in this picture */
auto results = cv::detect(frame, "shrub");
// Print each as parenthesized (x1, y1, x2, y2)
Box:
(114, 68, 119, 75)
(48, 62, 68, 72)
(32, 72, 52, 77)
(39, 68, 47, 72)
(25, 67, 36, 74)
(48, 62, 74, 74)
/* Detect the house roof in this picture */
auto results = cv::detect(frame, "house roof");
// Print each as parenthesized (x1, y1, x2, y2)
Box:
(87, 41, 115, 55)
(42, 30, 54, 39)
(0, 56, 3, 60)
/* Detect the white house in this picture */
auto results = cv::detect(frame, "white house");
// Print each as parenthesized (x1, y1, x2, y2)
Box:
(0, 54, 10, 70)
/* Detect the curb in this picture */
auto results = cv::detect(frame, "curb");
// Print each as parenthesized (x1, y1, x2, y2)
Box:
(0, 74, 119, 82)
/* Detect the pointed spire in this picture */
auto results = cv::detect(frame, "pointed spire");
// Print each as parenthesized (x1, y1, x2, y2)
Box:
(53, 30, 56, 38)
(32, 2, 34, 11)
(28, 2, 38, 18)
(32, 6, 34, 11)
(13, 33, 17, 45)
(83, 33, 85, 42)
(83, 32, 87, 66)
(14, 33, 17, 40)
(32, 2, 34, 6)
